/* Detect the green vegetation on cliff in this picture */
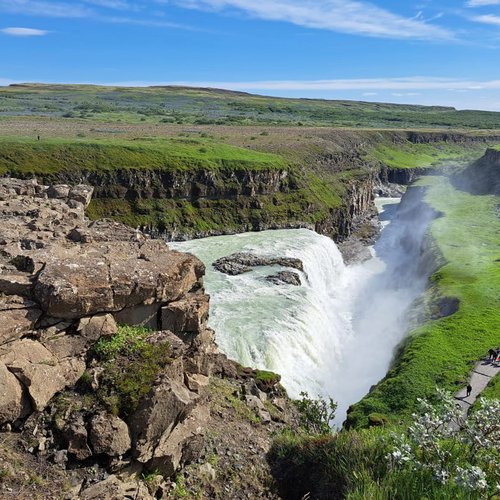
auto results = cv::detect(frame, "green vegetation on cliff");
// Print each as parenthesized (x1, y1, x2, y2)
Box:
(370, 141, 484, 169)
(0, 136, 285, 175)
(347, 176, 500, 428)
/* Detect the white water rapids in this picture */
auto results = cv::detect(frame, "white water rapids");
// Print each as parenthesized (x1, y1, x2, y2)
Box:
(171, 196, 431, 424)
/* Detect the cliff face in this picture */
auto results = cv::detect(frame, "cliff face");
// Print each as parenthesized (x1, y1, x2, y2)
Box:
(8, 130, 495, 244)
(454, 147, 500, 195)
(53, 167, 296, 200)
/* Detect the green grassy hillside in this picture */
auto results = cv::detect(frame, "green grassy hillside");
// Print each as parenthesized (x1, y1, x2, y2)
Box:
(0, 136, 285, 176)
(3, 83, 500, 129)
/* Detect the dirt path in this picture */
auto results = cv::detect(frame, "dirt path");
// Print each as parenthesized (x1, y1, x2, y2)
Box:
(454, 358, 500, 413)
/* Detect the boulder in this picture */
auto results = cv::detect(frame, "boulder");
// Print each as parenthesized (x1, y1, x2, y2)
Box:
(213, 252, 304, 276)
(68, 184, 94, 207)
(146, 404, 210, 477)
(33, 254, 115, 319)
(185, 373, 209, 393)
(245, 395, 271, 424)
(42, 314, 116, 360)
(0, 362, 31, 424)
(0, 295, 42, 346)
(129, 377, 198, 463)
(46, 184, 71, 200)
(89, 412, 131, 457)
(77, 313, 117, 341)
(161, 294, 209, 338)
(265, 271, 302, 286)
(64, 414, 92, 460)
(33, 242, 204, 319)
(0, 339, 85, 411)
(79, 474, 154, 500)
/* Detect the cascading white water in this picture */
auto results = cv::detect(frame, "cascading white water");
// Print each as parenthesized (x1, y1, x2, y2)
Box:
(171, 194, 433, 424)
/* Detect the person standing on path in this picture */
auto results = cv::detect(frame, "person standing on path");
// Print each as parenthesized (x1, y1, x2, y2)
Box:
(466, 384, 472, 397)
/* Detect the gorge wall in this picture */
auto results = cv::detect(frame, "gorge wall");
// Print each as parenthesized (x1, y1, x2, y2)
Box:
(2, 130, 498, 244)
(454, 147, 500, 195)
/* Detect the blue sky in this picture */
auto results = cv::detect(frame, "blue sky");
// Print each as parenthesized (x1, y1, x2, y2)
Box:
(2, 0, 500, 110)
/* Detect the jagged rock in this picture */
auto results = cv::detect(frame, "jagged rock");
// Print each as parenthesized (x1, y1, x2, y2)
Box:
(265, 271, 301, 286)
(161, 294, 209, 338)
(77, 313, 117, 342)
(0, 272, 33, 296)
(213, 252, 304, 276)
(242, 380, 267, 403)
(0, 295, 42, 346)
(47, 184, 71, 200)
(41, 314, 116, 360)
(0, 362, 31, 424)
(0, 339, 85, 411)
(185, 373, 210, 393)
(146, 404, 210, 477)
(89, 413, 131, 457)
(64, 414, 92, 460)
(129, 376, 198, 463)
(33, 241, 204, 319)
(68, 184, 94, 207)
(79, 474, 154, 500)
(244, 395, 271, 424)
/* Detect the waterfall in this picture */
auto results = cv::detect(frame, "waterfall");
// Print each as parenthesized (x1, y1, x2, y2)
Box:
(171, 192, 434, 424)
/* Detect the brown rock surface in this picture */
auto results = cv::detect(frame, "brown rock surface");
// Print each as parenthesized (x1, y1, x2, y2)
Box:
(161, 294, 209, 337)
(0, 295, 41, 346)
(0, 362, 31, 424)
(0, 339, 85, 411)
(89, 412, 131, 457)
(129, 376, 198, 463)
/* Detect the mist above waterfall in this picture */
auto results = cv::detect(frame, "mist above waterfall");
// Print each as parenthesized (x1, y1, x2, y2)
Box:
(171, 189, 436, 424)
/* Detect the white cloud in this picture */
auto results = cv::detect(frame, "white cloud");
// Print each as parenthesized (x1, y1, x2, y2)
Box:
(467, 0, 500, 6)
(0, 1, 91, 17)
(173, 0, 453, 40)
(1, 27, 49, 36)
(472, 14, 500, 25)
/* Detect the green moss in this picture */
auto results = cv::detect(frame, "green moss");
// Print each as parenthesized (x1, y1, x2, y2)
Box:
(370, 141, 484, 169)
(0, 136, 286, 176)
(348, 176, 500, 427)
(255, 370, 281, 385)
(93, 325, 171, 418)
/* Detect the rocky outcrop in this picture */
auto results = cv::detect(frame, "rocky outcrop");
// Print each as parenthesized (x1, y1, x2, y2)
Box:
(454, 148, 500, 196)
(51, 167, 296, 201)
(0, 177, 220, 496)
(213, 252, 304, 276)
(265, 271, 302, 286)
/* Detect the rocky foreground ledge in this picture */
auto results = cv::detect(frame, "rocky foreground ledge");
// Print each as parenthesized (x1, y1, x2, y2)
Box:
(0, 178, 297, 499)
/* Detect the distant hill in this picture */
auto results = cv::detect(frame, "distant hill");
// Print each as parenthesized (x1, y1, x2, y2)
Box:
(2, 83, 500, 129)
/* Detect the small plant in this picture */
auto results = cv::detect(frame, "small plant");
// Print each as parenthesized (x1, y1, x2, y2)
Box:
(388, 389, 500, 495)
(295, 391, 337, 435)
(92, 326, 171, 417)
